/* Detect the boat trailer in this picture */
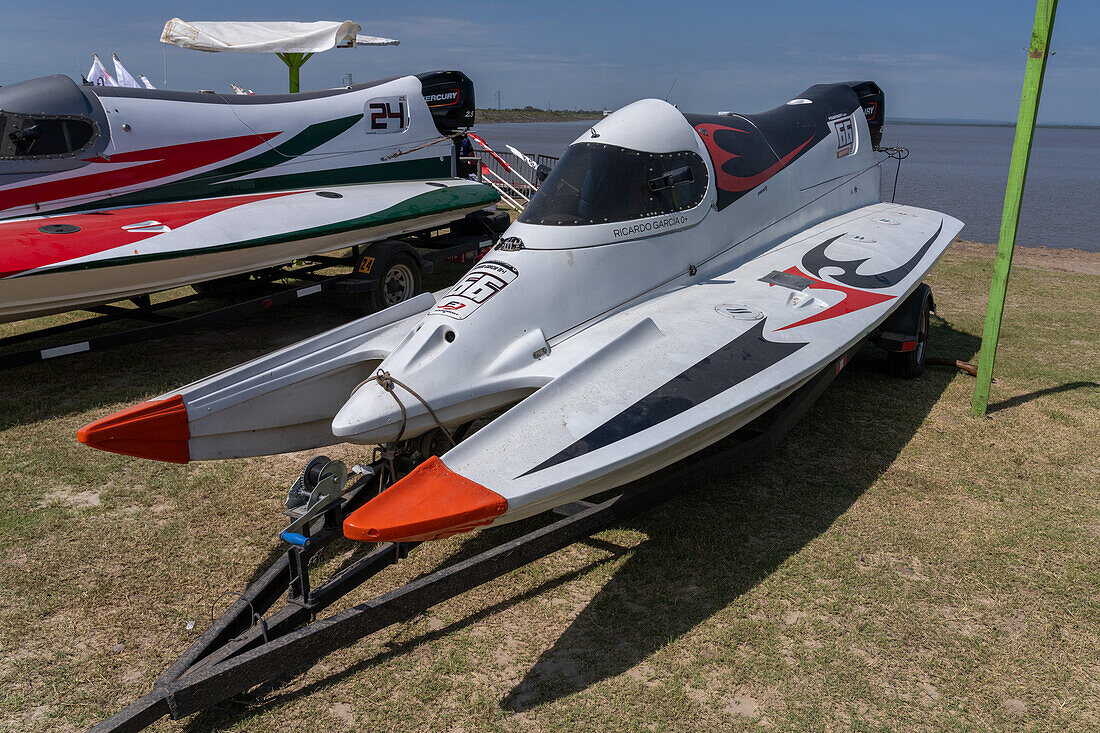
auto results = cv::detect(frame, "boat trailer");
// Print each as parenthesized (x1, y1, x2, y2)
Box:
(0, 212, 508, 369)
(88, 339, 862, 733)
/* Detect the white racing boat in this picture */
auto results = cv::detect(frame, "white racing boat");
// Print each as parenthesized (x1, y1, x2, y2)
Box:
(79, 80, 962, 543)
(0, 71, 498, 322)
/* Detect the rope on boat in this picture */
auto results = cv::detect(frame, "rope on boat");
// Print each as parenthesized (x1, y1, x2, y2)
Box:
(350, 369, 457, 488)
(380, 134, 458, 161)
(875, 145, 909, 203)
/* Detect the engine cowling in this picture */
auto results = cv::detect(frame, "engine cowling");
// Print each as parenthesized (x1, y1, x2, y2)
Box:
(416, 70, 476, 132)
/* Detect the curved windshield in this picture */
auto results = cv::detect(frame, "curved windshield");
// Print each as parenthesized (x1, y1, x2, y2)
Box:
(519, 143, 708, 226)
(0, 114, 98, 159)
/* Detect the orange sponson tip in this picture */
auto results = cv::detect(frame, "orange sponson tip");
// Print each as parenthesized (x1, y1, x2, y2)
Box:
(344, 455, 507, 543)
(76, 395, 191, 464)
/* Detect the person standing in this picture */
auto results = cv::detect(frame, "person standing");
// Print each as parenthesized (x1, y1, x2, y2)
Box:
(455, 133, 477, 179)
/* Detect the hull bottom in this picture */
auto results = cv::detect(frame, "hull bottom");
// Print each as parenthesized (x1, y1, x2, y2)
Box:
(501, 370, 818, 525)
(0, 206, 480, 324)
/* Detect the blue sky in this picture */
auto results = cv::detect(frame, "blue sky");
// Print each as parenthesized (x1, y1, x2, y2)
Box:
(2, 1, 1097, 124)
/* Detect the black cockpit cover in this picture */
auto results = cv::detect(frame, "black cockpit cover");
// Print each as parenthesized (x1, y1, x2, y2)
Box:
(0, 75, 110, 160)
(0, 74, 108, 131)
(684, 83, 864, 211)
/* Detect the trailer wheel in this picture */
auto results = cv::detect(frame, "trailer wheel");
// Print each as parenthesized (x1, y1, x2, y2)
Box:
(886, 292, 931, 379)
(192, 273, 252, 295)
(367, 253, 421, 312)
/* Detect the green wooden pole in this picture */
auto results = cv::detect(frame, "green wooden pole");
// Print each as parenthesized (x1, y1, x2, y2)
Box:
(971, 0, 1058, 417)
(288, 54, 300, 94)
(276, 52, 313, 93)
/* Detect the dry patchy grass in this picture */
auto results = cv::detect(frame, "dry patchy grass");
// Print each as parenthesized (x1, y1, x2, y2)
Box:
(0, 243, 1097, 731)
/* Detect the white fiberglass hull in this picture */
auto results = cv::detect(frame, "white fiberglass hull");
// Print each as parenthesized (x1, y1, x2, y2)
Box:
(0, 179, 496, 323)
(79, 86, 965, 548)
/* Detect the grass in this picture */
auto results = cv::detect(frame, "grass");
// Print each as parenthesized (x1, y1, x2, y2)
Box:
(0, 243, 1097, 731)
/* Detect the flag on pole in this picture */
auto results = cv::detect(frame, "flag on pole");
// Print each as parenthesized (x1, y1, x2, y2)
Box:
(138, 74, 156, 90)
(467, 132, 514, 172)
(506, 145, 540, 172)
(88, 54, 117, 87)
(111, 53, 141, 88)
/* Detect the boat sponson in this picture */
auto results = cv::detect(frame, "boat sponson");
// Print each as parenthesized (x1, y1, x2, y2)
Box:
(76, 395, 190, 463)
(343, 456, 508, 542)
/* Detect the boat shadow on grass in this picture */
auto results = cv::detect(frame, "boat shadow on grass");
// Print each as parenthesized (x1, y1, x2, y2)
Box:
(180, 316, 978, 728)
(0, 262, 470, 433)
(500, 328, 974, 712)
(0, 298, 362, 433)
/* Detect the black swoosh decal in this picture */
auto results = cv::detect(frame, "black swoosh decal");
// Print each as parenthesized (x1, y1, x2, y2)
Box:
(801, 220, 943, 290)
(520, 319, 805, 477)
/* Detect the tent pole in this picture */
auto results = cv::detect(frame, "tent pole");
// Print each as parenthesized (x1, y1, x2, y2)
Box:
(971, 0, 1058, 417)
(277, 52, 314, 93)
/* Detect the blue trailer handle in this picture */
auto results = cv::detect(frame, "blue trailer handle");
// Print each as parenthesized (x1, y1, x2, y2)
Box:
(280, 531, 310, 548)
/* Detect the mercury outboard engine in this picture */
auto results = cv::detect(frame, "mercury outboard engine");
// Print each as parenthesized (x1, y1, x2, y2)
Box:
(846, 80, 885, 147)
(416, 70, 476, 131)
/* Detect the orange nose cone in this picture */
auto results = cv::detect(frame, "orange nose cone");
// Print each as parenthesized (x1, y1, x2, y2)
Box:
(77, 395, 191, 463)
(344, 456, 507, 542)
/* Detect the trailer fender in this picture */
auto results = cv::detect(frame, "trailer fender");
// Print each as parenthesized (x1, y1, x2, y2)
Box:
(872, 283, 934, 353)
(355, 240, 430, 287)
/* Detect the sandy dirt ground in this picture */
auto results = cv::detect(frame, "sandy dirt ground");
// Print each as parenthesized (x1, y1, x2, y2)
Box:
(951, 239, 1100, 275)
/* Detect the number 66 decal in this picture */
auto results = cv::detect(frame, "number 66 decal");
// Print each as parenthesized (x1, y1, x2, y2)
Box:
(365, 96, 408, 133)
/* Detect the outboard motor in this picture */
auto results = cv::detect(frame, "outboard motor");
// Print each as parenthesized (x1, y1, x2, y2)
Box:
(846, 80, 885, 148)
(416, 70, 476, 131)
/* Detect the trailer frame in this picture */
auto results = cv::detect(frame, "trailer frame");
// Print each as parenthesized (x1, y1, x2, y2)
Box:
(0, 216, 505, 369)
(87, 338, 862, 733)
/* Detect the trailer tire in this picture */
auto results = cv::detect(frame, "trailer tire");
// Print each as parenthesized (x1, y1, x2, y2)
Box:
(366, 253, 421, 312)
(192, 273, 253, 295)
(886, 291, 931, 379)
(450, 210, 511, 235)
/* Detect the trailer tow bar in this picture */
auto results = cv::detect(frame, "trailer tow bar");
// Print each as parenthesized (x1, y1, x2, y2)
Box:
(87, 342, 861, 733)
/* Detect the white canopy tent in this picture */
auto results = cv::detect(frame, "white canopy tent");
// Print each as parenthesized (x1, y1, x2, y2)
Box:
(159, 19, 400, 92)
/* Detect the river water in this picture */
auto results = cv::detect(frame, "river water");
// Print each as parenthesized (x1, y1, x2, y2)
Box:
(475, 121, 1100, 252)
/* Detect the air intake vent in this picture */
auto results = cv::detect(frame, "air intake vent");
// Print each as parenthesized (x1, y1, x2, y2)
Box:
(495, 236, 524, 251)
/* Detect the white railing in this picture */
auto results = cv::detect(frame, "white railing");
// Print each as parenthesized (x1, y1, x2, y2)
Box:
(467, 148, 558, 211)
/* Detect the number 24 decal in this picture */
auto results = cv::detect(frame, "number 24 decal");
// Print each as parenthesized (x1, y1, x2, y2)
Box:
(366, 97, 407, 133)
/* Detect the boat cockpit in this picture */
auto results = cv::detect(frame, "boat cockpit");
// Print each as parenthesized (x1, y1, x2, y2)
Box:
(518, 142, 709, 227)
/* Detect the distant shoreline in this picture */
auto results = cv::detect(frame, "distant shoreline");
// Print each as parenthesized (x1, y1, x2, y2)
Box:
(892, 118, 1100, 130)
(477, 108, 603, 123)
(952, 239, 1100, 273)
(475, 110, 1099, 129)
